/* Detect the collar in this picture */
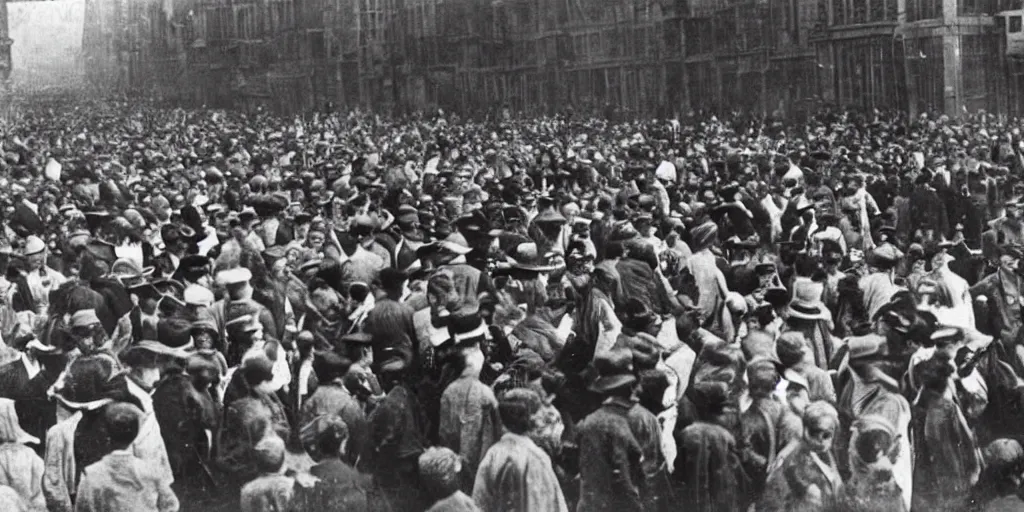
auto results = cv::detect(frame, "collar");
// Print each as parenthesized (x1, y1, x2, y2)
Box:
(20, 352, 40, 380)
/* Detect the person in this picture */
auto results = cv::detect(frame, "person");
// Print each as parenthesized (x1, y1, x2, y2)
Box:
(969, 438, 1024, 511)
(360, 351, 429, 512)
(364, 267, 419, 370)
(0, 398, 44, 511)
(972, 244, 1024, 356)
(685, 221, 731, 340)
(73, 402, 179, 512)
(472, 388, 568, 512)
(760, 401, 843, 512)
(420, 447, 480, 512)
(299, 352, 366, 464)
(303, 414, 369, 510)
(575, 348, 649, 512)
(238, 434, 317, 512)
(911, 352, 983, 512)
(776, 332, 836, 403)
(674, 380, 746, 512)
(740, 359, 801, 497)
(439, 340, 501, 487)
(21, 236, 67, 317)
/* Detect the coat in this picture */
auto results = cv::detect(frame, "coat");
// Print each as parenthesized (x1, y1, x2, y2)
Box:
(42, 413, 80, 512)
(971, 270, 1023, 344)
(151, 370, 218, 489)
(575, 398, 645, 512)
(360, 384, 429, 512)
(674, 421, 746, 512)
(308, 458, 370, 510)
(759, 441, 842, 512)
(299, 384, 367, 465)
(239, 472, 318, 512)
(911, 389, 982, 512)
(472, 433, 568, 512)
(438, 375, 501, 477)
(0, 443, 45, 511)
(73, 450, 178, 512)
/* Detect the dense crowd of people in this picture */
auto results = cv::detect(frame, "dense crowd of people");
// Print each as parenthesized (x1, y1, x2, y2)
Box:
(0, 98, 1021, 511)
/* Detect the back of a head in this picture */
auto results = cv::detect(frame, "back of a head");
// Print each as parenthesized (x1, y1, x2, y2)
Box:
(313, 352, 353, 383)
(103, 402, 142, 449)
(254, 434, 287, 473)
(498, 388, 543, 435)
(418, 446, 462, 500)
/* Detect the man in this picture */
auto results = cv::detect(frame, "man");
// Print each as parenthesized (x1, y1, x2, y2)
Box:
(859, 242, 904, 321)
(972, 244, 1024, 350)
(472, 388, 568, 512)
(360, 352, 429, 512)
(22, 235, 66, 317)
(364, 268, 418, 370)
(300, 352, 367, 465)
(576, 349, 648, 512)
(209, 267, 277, 343)
(928, 241, 975, 329)
(305, 414, 370, 510)
(121, 341, 186, 489)
(982, 199, 1024, 263)
(438, 341, 501, 484)
(73, 403, 179, 512)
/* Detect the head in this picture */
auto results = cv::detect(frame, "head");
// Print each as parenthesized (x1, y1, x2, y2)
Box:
(418, 447, 463, 501)
(802, 401, 839, 455)
(253, 434, 287, 474)
(776, 331, 808, 368)
(121, 348, 165, 390)
(241, 355, 276, 395)
(498, 387, 543, 435)
(303, 414, 349, 462)
(103, 402, 141, 450)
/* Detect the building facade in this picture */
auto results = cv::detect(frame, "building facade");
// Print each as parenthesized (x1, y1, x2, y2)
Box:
(78, 0, 1024, 117)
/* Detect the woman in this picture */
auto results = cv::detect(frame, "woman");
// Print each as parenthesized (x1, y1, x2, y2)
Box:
(760, 401, 842, 512)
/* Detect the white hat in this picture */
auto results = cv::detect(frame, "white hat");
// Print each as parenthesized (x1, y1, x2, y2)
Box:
(216, 267, 252, 286)
(23, 236, 45, 256)
(183, 285, 215, 307)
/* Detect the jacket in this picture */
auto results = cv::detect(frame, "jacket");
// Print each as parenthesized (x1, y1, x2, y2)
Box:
(73, 450, 179, 512)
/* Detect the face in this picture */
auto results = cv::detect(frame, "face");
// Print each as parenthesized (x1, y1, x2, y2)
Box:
(787, 386, 810, 417)
(1008, 204, 1020, 220)
(307, 230, 325, 251)
(137, 366, 162, 389)
(1001, 254, 1020, 273)
(26, 252, 45, 271)
(805, 417, 837, 455)
(194, 331, 214, 350)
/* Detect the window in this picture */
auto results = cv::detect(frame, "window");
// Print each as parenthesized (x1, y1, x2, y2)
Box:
(1011, 16, 1023, 33)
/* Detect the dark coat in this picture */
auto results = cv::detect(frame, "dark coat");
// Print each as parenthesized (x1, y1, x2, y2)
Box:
(674, 421, 747, 512)
(576, 398, 645, 512)
(360, 384, 429, 512)
(152, 369, 219, 489)
(970, 271, 1020, 343)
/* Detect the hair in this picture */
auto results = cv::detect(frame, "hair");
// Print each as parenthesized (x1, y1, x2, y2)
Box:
(418, 447, 462, 500)
(313, 415, 350, 458)
(498, 388, 543, 435)
(103, 402, 141, 449)
(776, 332, 807, 368)
(803, 401, 839, 431)
(378, 267, 408, 293)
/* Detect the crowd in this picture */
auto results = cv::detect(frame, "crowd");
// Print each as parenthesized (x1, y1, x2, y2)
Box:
(0, 97, 1020, 511)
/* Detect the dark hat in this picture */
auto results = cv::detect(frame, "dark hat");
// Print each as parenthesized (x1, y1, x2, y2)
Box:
(179, 255, 212, 275)
(55, 356, 123, 410)
(1000, 244, 1023, 259)
(377, 347, 409, 373)
(588, 349, 637, 393)
(340, 332, 373, 345)
(447, 311, 487, 347)
(690, 381, 730, 413)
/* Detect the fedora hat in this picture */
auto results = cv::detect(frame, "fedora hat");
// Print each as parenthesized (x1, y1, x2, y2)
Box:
(506, 242, 562, 272)
(588, 349, 637, 393)
(786, 300, 830, 321)
(111, 258, 155, 288)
